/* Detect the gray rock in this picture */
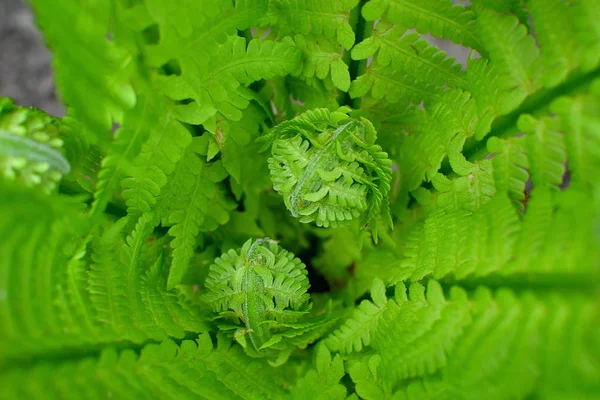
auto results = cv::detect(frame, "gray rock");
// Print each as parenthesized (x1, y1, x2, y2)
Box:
(0, 0, 65, 116)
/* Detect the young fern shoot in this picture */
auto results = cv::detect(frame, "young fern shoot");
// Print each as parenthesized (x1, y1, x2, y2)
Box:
(0, 99, 70, 193)
(263, 108, 393, 241)
(203, 238, 329, 364)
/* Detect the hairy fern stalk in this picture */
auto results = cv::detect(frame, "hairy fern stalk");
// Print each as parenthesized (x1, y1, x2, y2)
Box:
(0, 0, 599, 399)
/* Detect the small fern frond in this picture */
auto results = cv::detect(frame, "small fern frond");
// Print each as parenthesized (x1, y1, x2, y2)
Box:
(266, 108, 393, 239)
(31, 0, 136, 142)
(390, 289, 600, 400)
(526, 0, 582, 88)
(290, 345, 347, 400)
(159, 139, 235, 289)
(1, 334, 294, 399)
(203, 238, 312, 358)
(349, 63, 443, 110)
(352, 25, 467, 90)
(569, 0, 600, 71)
(325, 279, 389, 353)
(294, 35, 351, 92)
(372, 281, 471, 384)
(120, 95, 193, 216)
(0, 183, 100, 360)
(362, 0, 485, 53)
(89, 217, 145, 342)
(153, 35, 302, 123)
(266, 0, 359, 49)
(486, 136, 529, 210)
(396, 90, 478, 192)
(91, 96, 155, 215)
(475, 7, 542, 104)
(140, 256, 209, 338)
(518, 114, 567, 190)
(551, 83, 600, 186)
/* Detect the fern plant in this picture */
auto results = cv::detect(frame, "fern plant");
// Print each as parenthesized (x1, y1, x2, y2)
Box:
(1, 0, 599, 399)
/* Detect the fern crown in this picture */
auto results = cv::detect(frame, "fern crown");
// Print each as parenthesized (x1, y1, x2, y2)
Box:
(266, 108, 392, 236)
(1, 0, 599, 398)
(203, 238, 313, 359)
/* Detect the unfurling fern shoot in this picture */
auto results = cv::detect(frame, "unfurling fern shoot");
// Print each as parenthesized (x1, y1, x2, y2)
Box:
(0, 98, 70, 194)
(203, 238, 314, 363)
(263, 108, 393, 240)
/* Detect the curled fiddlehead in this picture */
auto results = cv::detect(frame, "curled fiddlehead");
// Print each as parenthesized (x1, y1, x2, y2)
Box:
(263, 107, 393, 240)
(203, 238, 331, 363)
(0, 98, 70, 193)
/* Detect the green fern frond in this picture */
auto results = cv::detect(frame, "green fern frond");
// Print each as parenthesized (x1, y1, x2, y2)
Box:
(120, 95, 193, 216)
(475, 7, 542, 104)
(265, 0, 359, 49)
(203, 238, 312, 358)
(390, 289, 600, 400)
(486, 136, 529, 210)
(349, 63, 443, 110)
(352, 24, 467, 90)
(294, 35, 351, 92)
(89, 217, 144, 342)
(329, 280, 470, 386)
(158, 139, 235, 289)
(325, 279, 389, 354)
(1, 334, 294, 399)
(569, 0, 600, 72)
(265, 108, 393, 239)
(89, 213, 212, 342)
(290, 345, 347, 400)
(151, 33, 302, 123)
(4, 0, 600, 398)
(396, 90, 478, 192)
(91, 95, 157, 215)
(362, 0, 485, 53)
(140, 255, 209, 338)
(526, 0, 582, 88)
(393, 187, 600, 282)
(0, 183, 97, 361)
(431, 159, 496, 212)
(0, 99, 69, 193)
(372, 281, 470, 384)
(518, 114, 567, 190)
(551, 83, 600, 186)
(31, 0, 136, 142)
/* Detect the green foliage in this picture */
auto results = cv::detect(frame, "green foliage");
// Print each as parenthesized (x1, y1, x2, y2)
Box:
(1, 0, 599, 398)
(0, 98, 69, 193)
(202, 238, 327, 362)
(264, 107, 392, 239)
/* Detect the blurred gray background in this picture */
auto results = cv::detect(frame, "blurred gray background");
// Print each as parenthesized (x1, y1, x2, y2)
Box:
(0, 0, 469, 118)
(0, 0, 64, 116)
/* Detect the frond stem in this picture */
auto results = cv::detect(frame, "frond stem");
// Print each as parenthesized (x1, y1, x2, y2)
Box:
(343, 0, 371, 109)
